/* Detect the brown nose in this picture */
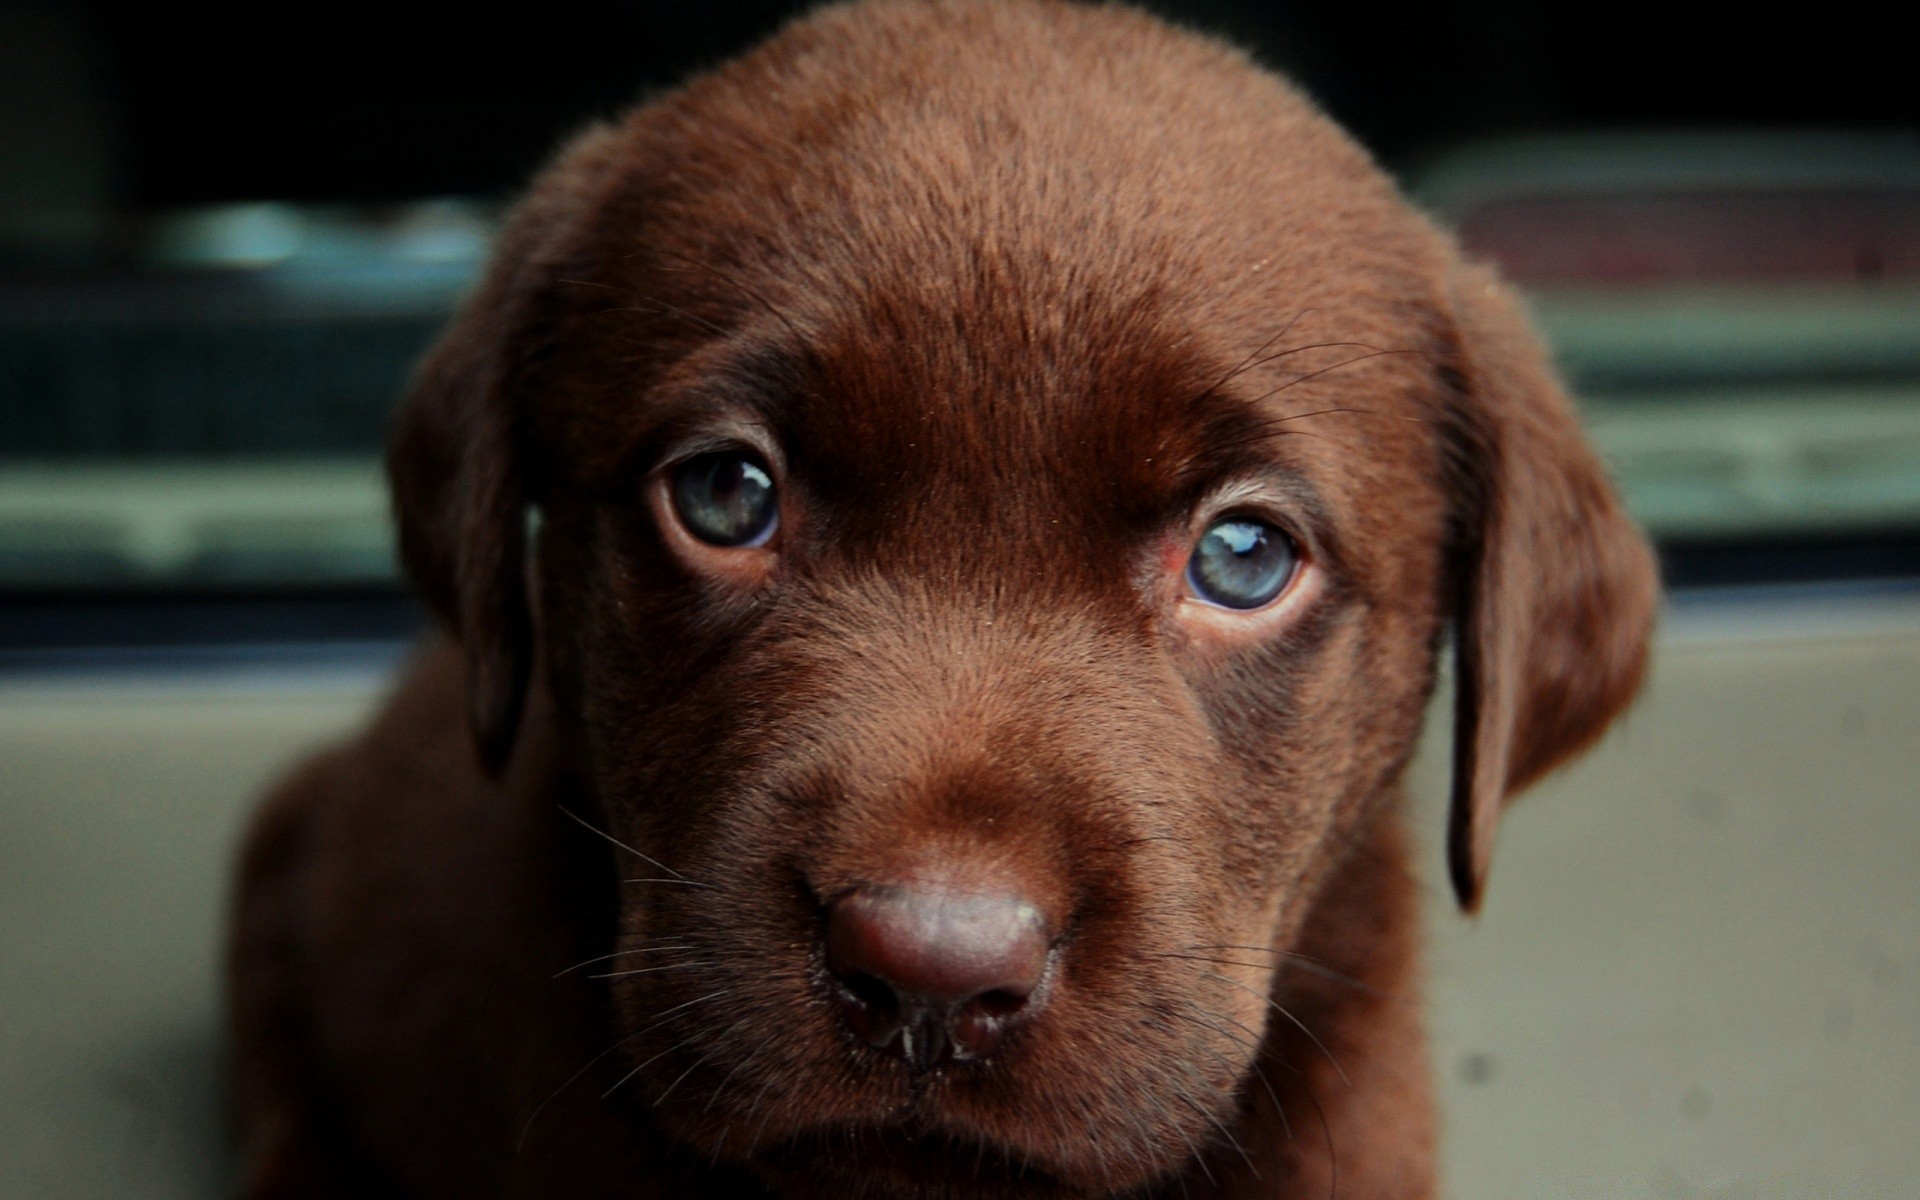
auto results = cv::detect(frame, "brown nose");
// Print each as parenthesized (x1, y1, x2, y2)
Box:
(824, 884, 1052, 1066)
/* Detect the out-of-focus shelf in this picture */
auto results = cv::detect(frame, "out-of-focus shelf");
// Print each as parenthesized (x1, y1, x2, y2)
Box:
(1583, 386, 1920, 538)
(0, 459, 392, 587)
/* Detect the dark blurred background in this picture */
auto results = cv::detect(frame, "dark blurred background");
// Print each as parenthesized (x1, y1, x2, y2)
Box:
(4, 0, 1919, 655)
(11, 0, 1915, 208)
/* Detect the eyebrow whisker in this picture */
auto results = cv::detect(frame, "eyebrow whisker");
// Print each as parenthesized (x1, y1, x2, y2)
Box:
(1244, 349, 1424, 408)
(1236, 339, 1393, 380)
(1200, 307, 1314, 395)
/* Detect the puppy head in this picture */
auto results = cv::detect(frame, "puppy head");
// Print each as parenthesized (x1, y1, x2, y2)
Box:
(390, 2, 1656, 1194)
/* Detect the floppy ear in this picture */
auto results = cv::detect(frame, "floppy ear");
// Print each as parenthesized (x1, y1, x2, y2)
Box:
(388, 124, 622, 774)
(1443, 260, 1660, 911)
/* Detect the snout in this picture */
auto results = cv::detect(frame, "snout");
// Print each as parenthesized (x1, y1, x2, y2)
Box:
(825, 881, 1055, 1067)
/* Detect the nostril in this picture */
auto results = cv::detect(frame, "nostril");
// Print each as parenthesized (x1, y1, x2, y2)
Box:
(968, 987, 1030, 1019)
(839, 970, 897, 1014)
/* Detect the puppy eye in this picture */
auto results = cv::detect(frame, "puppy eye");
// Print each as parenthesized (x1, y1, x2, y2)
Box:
(669, 452, 779, 548)
(1185, 518, 1298, 610)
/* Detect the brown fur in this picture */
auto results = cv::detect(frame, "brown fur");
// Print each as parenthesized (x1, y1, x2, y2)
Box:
(226, 3, 1659, 1197)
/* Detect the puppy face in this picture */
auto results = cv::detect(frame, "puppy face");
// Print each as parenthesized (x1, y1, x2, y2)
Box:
(389, 4, 1656, 1196)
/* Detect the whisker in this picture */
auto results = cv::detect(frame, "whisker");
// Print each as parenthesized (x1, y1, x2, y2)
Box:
(552, 943, 701, 979)
(1161, 1094, 1216, 1188)
(519, 1026, 648, 1151)
(1236, 339, 1393, 381)
(1195, 308, 1315, 401)
(590, 959, 717, 981)
(1175, 999, 1263, 1055)
(704, 1032, 774, 1117)
(557, 805, 695, 883)
(595, 987, 739, 1100)
(1201, 971, 1351, 1087)
(1174, 1009, 1295, 1147)
(622, 876, 716, 889)
(741, 1071, 784, 1158)
(1245, 349, 1424, 408)
(1263, 404, 1427, 428)
(651, 1018, 751, 1109)
(1247, 1052, 1294, 1151)
(1163, 949, 1397, 1002)
(1170, 1001, 1300, 1159)
(648, 1052, 710, 1105)
(644, 986, 738, 1025)
(1183, 998, 1334, 1200)
(600, 1039, 685, 1101)
(1174, 1083, 1257, 1180)
(1299, 1071, 1340, 1200)
(1163, 952, 1279, 970)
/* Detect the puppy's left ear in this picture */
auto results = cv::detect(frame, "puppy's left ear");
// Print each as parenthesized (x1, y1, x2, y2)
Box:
(1443, 260, 1660, 911)
(388, 124, 622, 775)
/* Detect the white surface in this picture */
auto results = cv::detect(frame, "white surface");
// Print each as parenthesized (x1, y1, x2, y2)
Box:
(1413, 614, 1920, 1197)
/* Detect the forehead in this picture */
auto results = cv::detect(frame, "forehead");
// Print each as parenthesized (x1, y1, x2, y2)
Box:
(775, 265, 1425, 528)
(549, 2, 1454, 552)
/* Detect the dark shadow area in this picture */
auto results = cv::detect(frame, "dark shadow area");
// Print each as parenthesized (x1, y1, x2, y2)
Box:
(23, 1, 1914, 211)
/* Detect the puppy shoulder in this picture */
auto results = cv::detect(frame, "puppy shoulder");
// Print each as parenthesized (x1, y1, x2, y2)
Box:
(231, 641, 615, 1187)
(233, 641, 503, 927)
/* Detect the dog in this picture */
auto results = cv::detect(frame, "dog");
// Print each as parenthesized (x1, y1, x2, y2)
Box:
(225, 2, 1658, 1196)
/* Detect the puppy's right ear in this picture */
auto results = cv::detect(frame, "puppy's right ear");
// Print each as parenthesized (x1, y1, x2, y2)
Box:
(388, 125, 622, 775)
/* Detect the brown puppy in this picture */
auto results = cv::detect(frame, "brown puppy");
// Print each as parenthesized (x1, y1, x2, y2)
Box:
(226, 2, 1658, 1197)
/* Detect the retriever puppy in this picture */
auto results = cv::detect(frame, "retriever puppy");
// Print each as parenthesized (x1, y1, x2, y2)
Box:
(226, 2, 1658, 1196)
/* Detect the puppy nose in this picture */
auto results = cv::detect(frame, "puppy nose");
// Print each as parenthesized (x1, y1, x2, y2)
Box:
(824, 884, 1052, 1066)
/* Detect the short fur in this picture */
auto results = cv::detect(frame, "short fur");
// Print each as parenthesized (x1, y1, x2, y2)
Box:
(226, 3, 1658, 1197)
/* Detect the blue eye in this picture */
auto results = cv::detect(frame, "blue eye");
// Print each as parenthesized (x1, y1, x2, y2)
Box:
(1186, 518, 1297, 610)
(670, 452, 778, 547)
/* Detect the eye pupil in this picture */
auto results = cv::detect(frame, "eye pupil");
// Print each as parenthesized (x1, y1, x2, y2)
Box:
(671, 453, 778, 547)
(1187, 518, 1296, 610)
